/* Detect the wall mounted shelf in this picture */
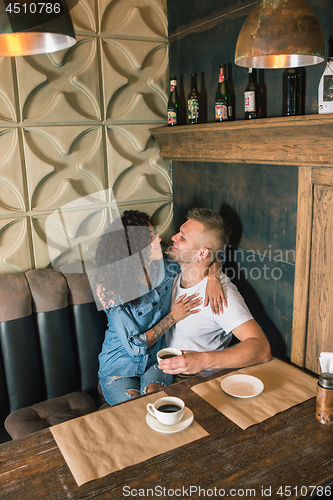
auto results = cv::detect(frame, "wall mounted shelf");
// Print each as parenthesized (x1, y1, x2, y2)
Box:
(151, 113, 333, 167)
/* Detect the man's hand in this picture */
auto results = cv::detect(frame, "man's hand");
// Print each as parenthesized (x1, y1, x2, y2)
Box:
(158, 351, 207, 375)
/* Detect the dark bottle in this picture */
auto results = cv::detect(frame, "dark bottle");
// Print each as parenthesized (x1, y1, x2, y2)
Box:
(244, 68, 259, 119)
(258, 69, 266, 118)
(283, 68, 303, 116)
(187, 73, 200, 124)
(215, 64, 232, 121)
(167, 76, 180, 126)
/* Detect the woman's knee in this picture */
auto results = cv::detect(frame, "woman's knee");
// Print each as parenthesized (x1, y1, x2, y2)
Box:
(146, 382, 163, 393)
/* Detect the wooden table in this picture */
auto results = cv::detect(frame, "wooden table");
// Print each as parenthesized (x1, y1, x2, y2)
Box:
(1, 369, 333, 500)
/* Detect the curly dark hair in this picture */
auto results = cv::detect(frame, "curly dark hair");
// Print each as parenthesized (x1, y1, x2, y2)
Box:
(93, 210, 155, 307)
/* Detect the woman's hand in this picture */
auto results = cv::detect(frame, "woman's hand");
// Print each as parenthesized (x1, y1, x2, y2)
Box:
(204, 274, 227, 315)
(96, 284, 115, 310)
(170, 293, 203, 323)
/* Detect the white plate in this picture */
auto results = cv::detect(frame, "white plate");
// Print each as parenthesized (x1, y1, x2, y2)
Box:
(146, 406, 194, 433)
(221, 374, 264, 398)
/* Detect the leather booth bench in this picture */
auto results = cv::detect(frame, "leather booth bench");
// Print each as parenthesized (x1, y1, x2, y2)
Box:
(0, 269, 107, 443)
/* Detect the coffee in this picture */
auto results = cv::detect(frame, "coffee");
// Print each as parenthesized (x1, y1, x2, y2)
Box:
(159, 354, 175, 359)
(158, 404, 182, 413)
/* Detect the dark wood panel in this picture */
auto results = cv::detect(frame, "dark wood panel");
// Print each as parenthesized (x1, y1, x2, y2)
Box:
(172, 161, 297, 359)
(172, 161, 297, 253)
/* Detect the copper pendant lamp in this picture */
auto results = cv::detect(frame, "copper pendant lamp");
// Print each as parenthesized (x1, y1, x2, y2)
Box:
(235, 0, 325, 68)
(0, 0, 76, 57)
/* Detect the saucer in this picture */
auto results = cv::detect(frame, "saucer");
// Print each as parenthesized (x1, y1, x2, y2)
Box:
(221, 374, 264, 398)
(146, 406, 194, 433)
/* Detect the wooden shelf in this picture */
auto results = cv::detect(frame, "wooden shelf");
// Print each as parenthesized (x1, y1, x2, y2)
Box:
(151, 113, 333, 167)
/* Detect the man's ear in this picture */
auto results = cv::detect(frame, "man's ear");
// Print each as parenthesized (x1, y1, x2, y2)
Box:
(198, 248, 210, 261)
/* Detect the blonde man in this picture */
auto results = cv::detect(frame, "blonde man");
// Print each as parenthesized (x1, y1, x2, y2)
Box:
(161, 208, 271, 375)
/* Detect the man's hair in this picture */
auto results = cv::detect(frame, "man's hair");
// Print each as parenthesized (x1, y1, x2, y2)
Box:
(186, 207, 231, 259)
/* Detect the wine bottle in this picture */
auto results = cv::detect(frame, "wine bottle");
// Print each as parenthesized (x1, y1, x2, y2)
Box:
(215, 64, 232, 121)
(318, 36, 333, 114)
(244, 68, 259, 119)
(282, 68, 303, 116)
(167, 76, 180, 126)
(187, 73, 200, 124)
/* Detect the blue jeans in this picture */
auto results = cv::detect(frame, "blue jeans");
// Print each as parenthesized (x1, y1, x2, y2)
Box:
(99, 364, 173, 406)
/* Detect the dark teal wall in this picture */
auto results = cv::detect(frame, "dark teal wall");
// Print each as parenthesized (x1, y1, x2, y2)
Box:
(168, 0, 333, 359)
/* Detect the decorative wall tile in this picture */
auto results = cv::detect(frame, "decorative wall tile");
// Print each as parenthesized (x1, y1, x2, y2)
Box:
(0, 0, 170, 274)
(101, 40, 168, 121)
(100, 0, 167, 38)
(23, 126, 105, 211)
(32, 207, 108, 270)
(16, 38, 101, 123)
(106, 125, 171, 196)
(70, 0, 97, 33)
(0, 58, 17, 123)
(0, 218, 32, 273)
(0, 129, 25, 215)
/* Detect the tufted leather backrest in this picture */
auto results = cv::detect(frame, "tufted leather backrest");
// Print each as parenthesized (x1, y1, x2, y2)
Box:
(0, 269, 107, 433)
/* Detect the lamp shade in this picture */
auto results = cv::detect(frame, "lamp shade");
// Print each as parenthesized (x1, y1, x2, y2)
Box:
(0, 0, 76, 57)
(235, 0, 325, 68)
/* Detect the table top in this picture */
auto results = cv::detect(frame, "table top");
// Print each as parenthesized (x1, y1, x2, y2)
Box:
(1, 369, 333, 500)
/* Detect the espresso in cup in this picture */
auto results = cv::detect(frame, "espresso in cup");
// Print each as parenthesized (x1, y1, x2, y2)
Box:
(147, 396, 185, 425)
(157, 348, 182, 364)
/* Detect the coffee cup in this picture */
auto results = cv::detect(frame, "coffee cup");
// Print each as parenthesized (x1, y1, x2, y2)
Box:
(147, 396, 185, 425)
(157, 348, 182, 363)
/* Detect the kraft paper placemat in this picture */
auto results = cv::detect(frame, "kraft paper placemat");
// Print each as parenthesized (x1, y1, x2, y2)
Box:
(191, 358, 317, 430)
(50, 391, 208, 486)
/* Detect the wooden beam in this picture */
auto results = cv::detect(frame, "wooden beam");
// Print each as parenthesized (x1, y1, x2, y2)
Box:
(151, 114, 333, 167)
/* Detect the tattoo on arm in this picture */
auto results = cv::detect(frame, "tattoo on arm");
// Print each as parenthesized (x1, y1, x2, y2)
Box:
(148, 313, 175, 346)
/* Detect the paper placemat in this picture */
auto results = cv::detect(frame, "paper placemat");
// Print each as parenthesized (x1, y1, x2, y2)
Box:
(51, 391, 208, 486)
(191, 358, 317, 430)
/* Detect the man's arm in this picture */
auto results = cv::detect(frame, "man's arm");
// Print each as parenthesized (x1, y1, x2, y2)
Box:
(159, 319, 271, 374)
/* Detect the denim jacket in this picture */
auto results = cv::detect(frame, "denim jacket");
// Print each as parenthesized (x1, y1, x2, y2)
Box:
(98, 255, 180, 378)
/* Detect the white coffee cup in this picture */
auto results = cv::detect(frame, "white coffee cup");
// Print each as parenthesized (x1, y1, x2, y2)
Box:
(157, 348, 182, 363)
(147, 396, 185, 425)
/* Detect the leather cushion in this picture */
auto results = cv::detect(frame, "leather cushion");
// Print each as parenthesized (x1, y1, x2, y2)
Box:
(4, 392, 96, 440)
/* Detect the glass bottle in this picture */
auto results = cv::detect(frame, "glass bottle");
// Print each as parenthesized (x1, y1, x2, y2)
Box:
(167, 76, 180, 126)
(187, 73, 200, 124)
(318, 36, 333, 114)
(215, 64, 232, 121)
(315, 373, 333, 425)
(282, 68, 303, 116)
(244, 68, 259, 120)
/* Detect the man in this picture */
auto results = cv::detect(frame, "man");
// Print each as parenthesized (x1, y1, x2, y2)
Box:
(160, 208, 271, 376)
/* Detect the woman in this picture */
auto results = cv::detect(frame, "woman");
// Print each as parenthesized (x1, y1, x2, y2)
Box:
(95, 210, 224, 406)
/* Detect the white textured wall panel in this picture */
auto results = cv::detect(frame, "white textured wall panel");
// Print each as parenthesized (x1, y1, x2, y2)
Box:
(0, 0, 171, 274)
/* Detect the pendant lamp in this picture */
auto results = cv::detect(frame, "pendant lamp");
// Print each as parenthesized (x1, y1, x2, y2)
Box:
(0, 0, 76, 57)
(235, 0, 325, 68)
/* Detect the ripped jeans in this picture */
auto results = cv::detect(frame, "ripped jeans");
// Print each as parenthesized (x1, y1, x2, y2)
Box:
(98, 364, 173, 406)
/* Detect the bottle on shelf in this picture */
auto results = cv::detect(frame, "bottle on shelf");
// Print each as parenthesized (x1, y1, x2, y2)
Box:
(318, 36, 333, 114)
(282, 68, 304, 116)
(167, 76, 180, 126)
(244, 68, 259, 119)
(258, 69, 266, 118)
(215, 64, 232, 121)
(187, 73, 200, 124)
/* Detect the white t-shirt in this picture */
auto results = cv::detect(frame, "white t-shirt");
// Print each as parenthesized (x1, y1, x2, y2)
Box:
(165, 273, 253, 352)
